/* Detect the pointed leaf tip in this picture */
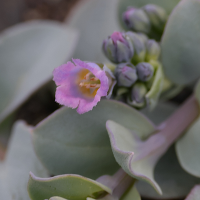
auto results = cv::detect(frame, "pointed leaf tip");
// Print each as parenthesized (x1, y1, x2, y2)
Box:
(106, 120, 162, 195)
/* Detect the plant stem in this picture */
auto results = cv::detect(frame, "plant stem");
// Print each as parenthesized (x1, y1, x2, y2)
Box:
(96, 168, 135, 200)
(159, 95, 199, 145)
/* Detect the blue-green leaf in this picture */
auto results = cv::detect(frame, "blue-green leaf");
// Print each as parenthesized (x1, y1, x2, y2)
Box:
(32, 100, 155, 179)
(0, 20, 78, 124)
(106, 120, 162, 194)
(176, 80, 200, 177)
(67, 0, 120, 63)
(0, 121, 48, 200)
(28, 172, 111, 200)
(136, 145, 200, 199)
(161, 0, 200, 85)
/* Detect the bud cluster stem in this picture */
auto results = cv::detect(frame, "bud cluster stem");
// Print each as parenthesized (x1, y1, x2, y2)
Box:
(96, 168, 135, 199)
(159, 95, 199, 147)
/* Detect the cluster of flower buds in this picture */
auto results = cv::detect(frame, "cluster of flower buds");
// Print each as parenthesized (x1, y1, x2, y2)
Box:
(103, 30, 162, 109)
(123, 4, 168, 40)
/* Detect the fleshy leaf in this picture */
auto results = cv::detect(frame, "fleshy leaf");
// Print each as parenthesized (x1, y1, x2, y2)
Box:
(120, 185, 141, 200)
(0, 121, 48, 200)
(118, 0, 180, 28)
(28, 172, 111, 200)
(50, 197, 68, 200)
(145, 61, 164, 110)
(66, 0, 120, 62)
(32, 100, 155, 179)
(0, 20, 78, 123)
(106, 120, 162, 194)
(136, 145, 200, 199)
(176, 117, 200, 177)
(185, 185, 200, 200)
(86, 184, 141, 200)
(161, 0, 200, 85)
(175, 80, 200, 177)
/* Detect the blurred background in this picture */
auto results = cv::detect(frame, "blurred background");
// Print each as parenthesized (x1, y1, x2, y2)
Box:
(0, 0, 80, 31)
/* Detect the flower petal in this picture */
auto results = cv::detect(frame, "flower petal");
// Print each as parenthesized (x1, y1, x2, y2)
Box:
(77, 95, 101, 114)
(73, 59, 101, 76)
(53, 61, 76, 86)
(55, 84, 80, 109)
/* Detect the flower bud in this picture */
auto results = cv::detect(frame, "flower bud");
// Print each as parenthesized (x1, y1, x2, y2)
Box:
(103, 31, 134, 63)
(136, 62, 154, 82)
(137, 33, 148, 44)
(125, 31, 146, 63)
(127, 82, 147, 108)
(146, 39, 161, 61)
(123, 7, 151, 34)
(115, 63, 137, 87)
(142, 4, 167, 31)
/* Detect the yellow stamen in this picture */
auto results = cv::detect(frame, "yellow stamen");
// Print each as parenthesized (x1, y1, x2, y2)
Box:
(77, 69, 101, 98)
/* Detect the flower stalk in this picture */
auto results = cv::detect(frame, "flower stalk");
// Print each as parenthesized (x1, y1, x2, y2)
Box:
(158, 95, 199, 146)
(96, 168, 135, 199)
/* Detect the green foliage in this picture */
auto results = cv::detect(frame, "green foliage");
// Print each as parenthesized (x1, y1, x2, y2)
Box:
(0, 121, 48, 200)
(145, 61, 164, 109)
(106, 120, 162, 194)
(32, 100, 155, 179)
(0, 20, 78, 124)
(175, 80, 200, 177)
(28, 172, 111, 200)
(67, 0, 120, 63)
(137, 145, 200, 199)
(161, 0, 200, 85)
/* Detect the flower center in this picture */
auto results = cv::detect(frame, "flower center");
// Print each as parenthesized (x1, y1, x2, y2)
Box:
(77, 69, 101, 98)
(79, 72, 100, 89)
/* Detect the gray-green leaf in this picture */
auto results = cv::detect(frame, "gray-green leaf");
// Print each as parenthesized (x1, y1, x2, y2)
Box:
(0, 121, 48, 200)
(161, 0, 200, 85)
(32, 100, 155, 179)
(0, 20, 78, 123)
(106, 120, 162, 194)
(175, 80, 200, 177)
(67, 0, 120, 63)
(28, 172, 111, 200)
(136, 145, 200, 199)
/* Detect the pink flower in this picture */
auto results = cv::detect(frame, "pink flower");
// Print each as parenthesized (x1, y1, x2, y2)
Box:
(53, 59, 110, 114)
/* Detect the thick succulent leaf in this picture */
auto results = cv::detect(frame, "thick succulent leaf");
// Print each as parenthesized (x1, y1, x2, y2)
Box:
(186, 185, 200, 200)
(136, 145, 200, 199)
(87, 184, 141, 200)
(176, 117, 200, 177)
(66, 0, 120, 62)
(120, 185, 141, 200)
(0, 20, 78, 123)
(106, 120, 162, 194)
(145, 63, 164, 110)
(32, 100, 155, 179)
(175, 80, 200, 177)
(161, 0, 200, 85)
(0, 121, 48, 200)
(50, 197, 68, 200)
(28, 172, 111, 200)
(118, 0, 180, 28)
